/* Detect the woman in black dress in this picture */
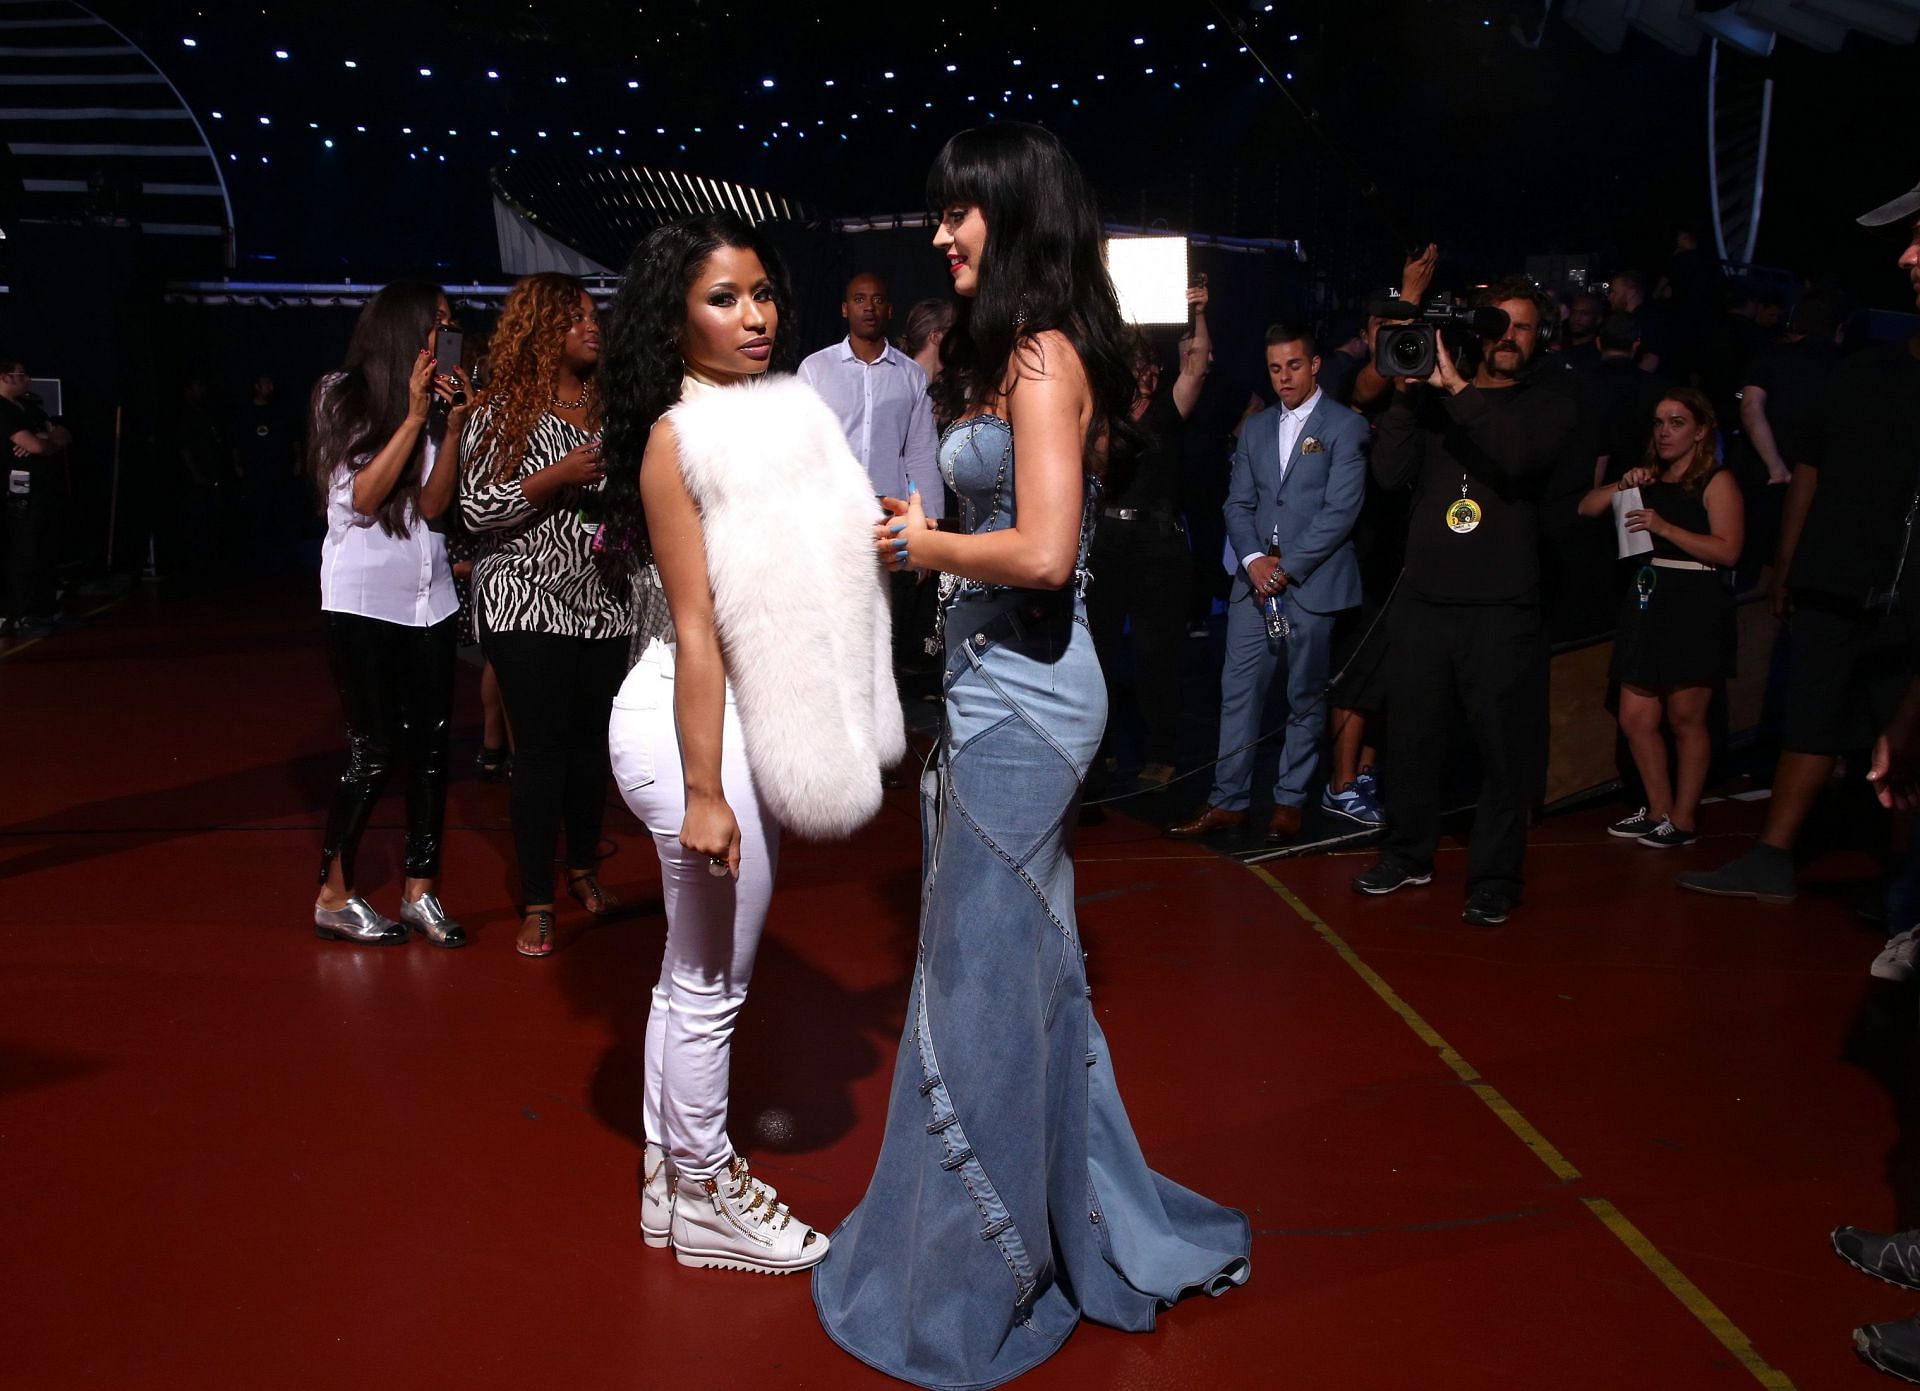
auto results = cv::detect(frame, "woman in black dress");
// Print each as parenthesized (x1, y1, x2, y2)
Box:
(1578, 387, 1743, 847)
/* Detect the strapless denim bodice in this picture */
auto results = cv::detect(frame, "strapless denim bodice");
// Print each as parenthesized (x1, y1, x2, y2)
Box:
(936, 413, 1097, 607)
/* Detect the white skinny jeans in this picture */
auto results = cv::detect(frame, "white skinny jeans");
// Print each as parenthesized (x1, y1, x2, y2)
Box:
(609, 639, 780, 1180)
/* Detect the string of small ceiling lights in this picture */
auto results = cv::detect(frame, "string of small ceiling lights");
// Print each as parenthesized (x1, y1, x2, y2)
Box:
(168, 22, 1308, 169)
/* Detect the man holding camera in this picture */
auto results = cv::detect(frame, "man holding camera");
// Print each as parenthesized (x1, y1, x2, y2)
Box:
(1352, 278, 1575, 925)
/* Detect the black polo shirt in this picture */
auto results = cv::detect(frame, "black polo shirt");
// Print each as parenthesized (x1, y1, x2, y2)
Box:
(1, 394, 50, 489)
(1373, 380, 1575, 605)
(1789, 341, 1920, 605)
(0, 393, 47, 441)
(1108, 393, 1185, 515)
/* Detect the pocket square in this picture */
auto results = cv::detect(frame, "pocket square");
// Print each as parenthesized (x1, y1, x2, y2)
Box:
(1301, 436, 1323, 454)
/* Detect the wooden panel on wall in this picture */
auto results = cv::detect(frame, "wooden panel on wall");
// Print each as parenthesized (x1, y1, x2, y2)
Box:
(1546, 639, 1618, 805)
(1543, 587, 1778, 807)
(1727, 590, 1777, 733)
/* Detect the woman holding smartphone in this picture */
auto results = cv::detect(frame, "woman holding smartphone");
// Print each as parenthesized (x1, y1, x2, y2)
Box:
(311, 280, 471, 947)
(461, 272, 632, 957)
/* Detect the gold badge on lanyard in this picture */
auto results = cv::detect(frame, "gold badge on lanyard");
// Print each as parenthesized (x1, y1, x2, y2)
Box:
(1446, 475, 1481, 534)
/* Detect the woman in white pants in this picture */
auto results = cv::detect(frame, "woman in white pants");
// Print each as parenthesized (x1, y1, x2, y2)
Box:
(597, 211, 902, 1275)
(611, 624, 786, 1261)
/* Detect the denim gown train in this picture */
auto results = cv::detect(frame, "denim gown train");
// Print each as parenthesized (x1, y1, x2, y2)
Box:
(813, 414, 1251, 1390)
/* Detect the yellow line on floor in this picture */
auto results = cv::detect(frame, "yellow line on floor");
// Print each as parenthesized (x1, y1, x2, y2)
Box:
(1582, 1197, 1796, 1390)
(1247, 866, 1582, 1181)
(0, 596, 125, 662)
(1243, 863, 1795, 1390)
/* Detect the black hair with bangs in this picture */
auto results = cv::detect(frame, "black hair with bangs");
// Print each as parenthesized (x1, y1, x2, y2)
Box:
(926, 123, 1140, 482)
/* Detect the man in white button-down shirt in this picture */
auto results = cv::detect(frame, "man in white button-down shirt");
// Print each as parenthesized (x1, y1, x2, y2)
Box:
(799, 272, 945, 668)
(797, 273, 944, 513)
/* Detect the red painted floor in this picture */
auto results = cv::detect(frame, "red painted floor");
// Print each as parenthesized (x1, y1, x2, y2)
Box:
(1, 583, 1911, 1389)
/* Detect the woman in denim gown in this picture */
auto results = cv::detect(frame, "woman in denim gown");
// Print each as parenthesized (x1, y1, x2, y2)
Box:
(813, 123, 1250, 1391)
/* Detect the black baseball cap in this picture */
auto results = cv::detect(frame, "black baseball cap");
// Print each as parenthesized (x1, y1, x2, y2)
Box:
(1859, 179, 1920, 228)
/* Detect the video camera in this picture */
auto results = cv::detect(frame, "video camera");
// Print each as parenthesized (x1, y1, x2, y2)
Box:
(1365, 296, 1511, 379)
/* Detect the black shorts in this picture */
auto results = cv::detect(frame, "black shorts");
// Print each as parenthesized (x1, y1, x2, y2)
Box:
(1329, 598, 1391, 712)
(1782, 594, 1920, 755)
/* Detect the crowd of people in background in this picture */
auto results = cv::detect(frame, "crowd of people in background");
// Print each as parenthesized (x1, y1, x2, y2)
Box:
(2, 106, 1917, 1378)
(7, 201, 1918, 951)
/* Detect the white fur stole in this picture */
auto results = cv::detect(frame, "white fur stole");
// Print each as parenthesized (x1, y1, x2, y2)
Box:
(667, 373, 904, 839)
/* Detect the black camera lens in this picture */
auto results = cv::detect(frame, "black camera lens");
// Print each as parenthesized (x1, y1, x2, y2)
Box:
(1389, 332, 1424, 370)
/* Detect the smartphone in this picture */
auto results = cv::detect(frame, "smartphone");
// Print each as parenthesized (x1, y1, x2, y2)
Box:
(433, 328, 464, 386)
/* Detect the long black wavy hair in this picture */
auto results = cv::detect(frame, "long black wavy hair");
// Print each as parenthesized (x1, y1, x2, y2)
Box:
(597, 212, 797, 548)
(926, 123, 1140, 481)
(306, 279, 442, 537)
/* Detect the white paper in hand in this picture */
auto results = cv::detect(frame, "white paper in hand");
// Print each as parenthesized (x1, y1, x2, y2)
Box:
(1613, 487, 1655, 559)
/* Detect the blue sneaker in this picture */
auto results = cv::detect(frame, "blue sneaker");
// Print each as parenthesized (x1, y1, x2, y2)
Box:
(1323, 771, 1385, 827)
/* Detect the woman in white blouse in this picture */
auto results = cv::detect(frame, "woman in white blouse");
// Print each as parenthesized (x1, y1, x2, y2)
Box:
(310, 281, 471, 947)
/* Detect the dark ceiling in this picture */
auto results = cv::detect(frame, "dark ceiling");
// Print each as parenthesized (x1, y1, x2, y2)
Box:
(77, 1, 1920, 308)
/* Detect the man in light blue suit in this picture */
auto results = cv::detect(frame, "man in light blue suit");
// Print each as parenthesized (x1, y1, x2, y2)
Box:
(1168, 325, 1369, 844)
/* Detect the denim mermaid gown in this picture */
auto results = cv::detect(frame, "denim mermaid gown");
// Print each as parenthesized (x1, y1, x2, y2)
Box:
(813, 414, 1250, 1390)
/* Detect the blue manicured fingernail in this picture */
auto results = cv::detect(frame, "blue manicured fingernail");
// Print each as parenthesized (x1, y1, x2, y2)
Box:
(888, 522, 906, 534)
(908, 479, 918, 493)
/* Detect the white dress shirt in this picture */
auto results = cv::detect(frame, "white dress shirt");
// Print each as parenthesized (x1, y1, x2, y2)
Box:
(796, 336, 944, 518)
(320, 437, 458, 627)
(1241, 387, 1323, 572)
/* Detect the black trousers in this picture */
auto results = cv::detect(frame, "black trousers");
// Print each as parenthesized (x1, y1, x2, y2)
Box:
(318, 611, 458, 887)
(6, 465, 59, 624)
(1086, 514, 1191, 766)
(482, 623, 628, 906)
(889, 569, 939, 668)
(1382, 595, 1544, 897)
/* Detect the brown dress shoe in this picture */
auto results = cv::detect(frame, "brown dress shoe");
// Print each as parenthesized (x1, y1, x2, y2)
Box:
(1267, 804, 1304, 843)
(1165, 804, 1247, 839)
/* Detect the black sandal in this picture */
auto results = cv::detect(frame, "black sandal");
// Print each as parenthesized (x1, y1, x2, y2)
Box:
(477, 746, 512, 782)
(567, 870, 618, 918)
(515, 909, 555, 958)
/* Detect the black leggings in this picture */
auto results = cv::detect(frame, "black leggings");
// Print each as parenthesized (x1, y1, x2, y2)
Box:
(481, 623, 628, 906)
(1087, 516, 1191, 767)
(318, 612, 458, 887)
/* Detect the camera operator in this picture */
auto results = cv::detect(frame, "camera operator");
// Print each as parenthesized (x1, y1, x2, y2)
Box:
(2, 356, 71, 637)
(1351, 243, 1440, 413)
(1351, 276, 1576, 926)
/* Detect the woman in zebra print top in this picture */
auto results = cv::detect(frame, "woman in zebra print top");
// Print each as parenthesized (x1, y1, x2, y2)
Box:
(459, 272, 634, 957)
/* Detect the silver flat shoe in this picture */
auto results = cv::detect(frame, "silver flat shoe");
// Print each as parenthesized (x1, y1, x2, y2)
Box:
(398, 892, 466, 948)
(313, 895, 408, 945)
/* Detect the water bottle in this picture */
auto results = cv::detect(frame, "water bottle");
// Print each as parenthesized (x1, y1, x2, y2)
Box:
(1262, 525, 1290, 647)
